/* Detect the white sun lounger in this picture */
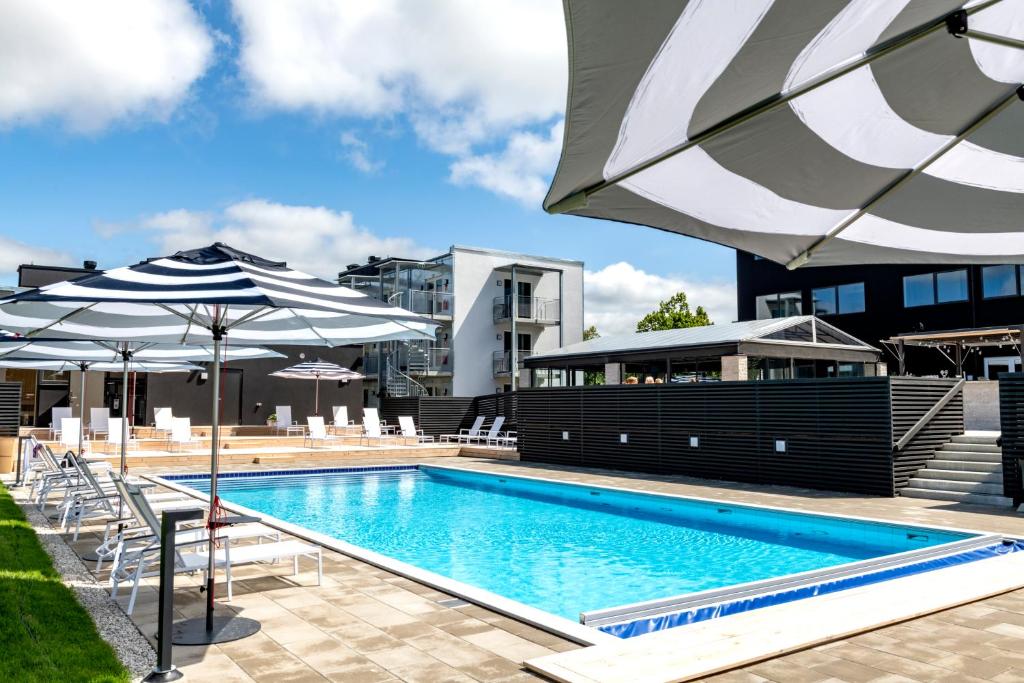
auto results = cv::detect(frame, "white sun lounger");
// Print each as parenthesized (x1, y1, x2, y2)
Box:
(398, 416, 434, 443)
(441, 415, 486, 443)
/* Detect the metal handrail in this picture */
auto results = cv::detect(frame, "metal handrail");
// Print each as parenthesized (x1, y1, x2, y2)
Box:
(385, 356, 426, 397)
(893, 378, 965, 451)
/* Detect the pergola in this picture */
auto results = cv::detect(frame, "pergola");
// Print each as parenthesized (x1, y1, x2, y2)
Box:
(883, 325, 1024, 378)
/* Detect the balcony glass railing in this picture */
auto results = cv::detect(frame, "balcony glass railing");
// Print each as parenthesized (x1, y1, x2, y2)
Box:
(492, 349, 533, 376)
(492, 296, 560, 324)
(390, 290, 454, 317)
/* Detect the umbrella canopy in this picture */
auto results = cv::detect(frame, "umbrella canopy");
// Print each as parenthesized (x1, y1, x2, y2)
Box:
(545, 0, 1024, 267)
(0, 243, 435, 643)
(270, 358, 363, 381)
(0, 359, 202, 373)
(270, 358, 364, 417)
(0, 339, 283, 363)
(0, 243, 436, 343)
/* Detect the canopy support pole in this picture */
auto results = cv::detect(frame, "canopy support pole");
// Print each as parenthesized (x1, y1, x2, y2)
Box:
(964, 29, 1024, 51)
(786, 83, 1024, 269)
(120, 345, 130, 475)
(546, 1, 1006, 216)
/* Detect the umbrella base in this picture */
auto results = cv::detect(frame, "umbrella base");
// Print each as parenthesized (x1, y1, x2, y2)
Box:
(172, 614, 260, 645)
(78, 549, 102, 563)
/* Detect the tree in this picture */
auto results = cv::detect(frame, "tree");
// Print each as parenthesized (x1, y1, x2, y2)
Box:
(582, 325, 604, 384)
(636, 292, 712, 332)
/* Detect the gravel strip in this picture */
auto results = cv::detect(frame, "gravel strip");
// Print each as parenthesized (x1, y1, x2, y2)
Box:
(15, 488, 155, 679)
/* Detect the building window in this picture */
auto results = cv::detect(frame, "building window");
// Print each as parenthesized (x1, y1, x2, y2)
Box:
(903, 270, 969, 308)
(812, 282, 864, 316)
(982, 265, 1019, 298)
(755, 291, 802, 319)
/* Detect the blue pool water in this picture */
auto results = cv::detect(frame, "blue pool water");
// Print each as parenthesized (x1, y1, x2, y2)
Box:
(171, 466, 973, 621)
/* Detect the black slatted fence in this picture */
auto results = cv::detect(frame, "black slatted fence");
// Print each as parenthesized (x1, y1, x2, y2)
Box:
(890, 378, 963, 491)
(518, 377, 959, 497)
(999, 373, 1024, 502)
(0, 382, 20, 436)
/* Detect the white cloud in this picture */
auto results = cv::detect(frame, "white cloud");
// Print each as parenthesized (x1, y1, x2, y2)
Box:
(231, 0, 567, 204)
(0, 1, 214, 131)
(584, 262, 737, 337)
(450, 121, 563, 206)
(0, 237, 72, 279)
(339, 131, 384, 174)
(132, 199, 435, 278)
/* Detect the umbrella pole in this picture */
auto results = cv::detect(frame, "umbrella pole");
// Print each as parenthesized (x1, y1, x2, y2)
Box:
(79, 365, 86, 456)
(121, 349, 129, 475)
(173, 332, 260, 645)
(315, 374, 320, 417)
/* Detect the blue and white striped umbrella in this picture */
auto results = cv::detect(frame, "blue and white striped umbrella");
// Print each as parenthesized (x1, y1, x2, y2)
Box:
(270, 358, 363, 416)
(0, 242, 436, 640)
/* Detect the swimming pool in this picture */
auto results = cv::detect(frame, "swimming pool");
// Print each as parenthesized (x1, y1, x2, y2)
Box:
(164, 465, 994, 639)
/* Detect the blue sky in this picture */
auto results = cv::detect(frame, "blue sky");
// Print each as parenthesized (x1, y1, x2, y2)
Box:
(0, 1, 735, 334)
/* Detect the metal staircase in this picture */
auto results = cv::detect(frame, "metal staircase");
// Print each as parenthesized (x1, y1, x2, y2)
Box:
(383, 346, 426, 398)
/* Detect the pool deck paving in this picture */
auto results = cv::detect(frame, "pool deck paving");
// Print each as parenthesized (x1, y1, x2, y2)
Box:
(22, 454, 1024, 682)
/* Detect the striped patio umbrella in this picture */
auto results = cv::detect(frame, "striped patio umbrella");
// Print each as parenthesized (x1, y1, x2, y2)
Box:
(270, 358, 364, 416)
(544, 1, 1024, 267)
(0, 338, 284, 476)
(0, 242, 435, 644)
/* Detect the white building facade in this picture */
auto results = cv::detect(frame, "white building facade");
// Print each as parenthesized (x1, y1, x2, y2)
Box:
(338, 245, 584, 402)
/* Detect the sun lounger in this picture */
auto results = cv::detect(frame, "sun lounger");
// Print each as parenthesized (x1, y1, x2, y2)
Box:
(275, 405, 305, 436)
(331, 405, 356, 434)
(398, 416, 434, 443)
(90, 407, 110, 439)
(109, 474, 320, 615)
(465, 416, 506, 445)
(304, 416, 338, 447)
(50, 407, 72, 440)
(441, 415, 485, 443)
(105, 417, 138, 454)
(168, 417, 200, 451)
(153, 407, 174, 437)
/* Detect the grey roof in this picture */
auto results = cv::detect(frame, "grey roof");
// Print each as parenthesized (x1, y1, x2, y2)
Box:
(529, 316, 876, 362)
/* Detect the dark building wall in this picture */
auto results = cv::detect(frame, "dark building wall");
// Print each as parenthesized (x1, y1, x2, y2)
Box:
(736, 252, 1024, 377)
(18, 263, 97, 287)
(146, 345, 364, 426)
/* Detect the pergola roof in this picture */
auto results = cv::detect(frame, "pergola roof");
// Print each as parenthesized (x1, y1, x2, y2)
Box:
(525, 316, 880, 367)
(885, 325, 1024, 349)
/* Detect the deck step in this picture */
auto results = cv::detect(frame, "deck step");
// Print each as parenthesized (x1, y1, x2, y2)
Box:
(927, 459, 1002, 473)
(905, 478, 1005, 495)
(913, 469, 1002, 483)
(931, 449, 1002, 463)
(900, 487, 1013, 506)
(951, 433, 1000, 445)
(938, 442, 1001, 454)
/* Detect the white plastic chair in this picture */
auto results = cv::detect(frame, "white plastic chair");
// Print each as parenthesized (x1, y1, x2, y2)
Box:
(168, 417, 199, 452)
(153, 407, 173, 437)
(275, 405, 304, 436)
(304, 416, 337, 447)
(398, 416, 434, 443)
(90, 407, 110, 438)
(60, 417, 83, 453)
(50, 407, 73, 439)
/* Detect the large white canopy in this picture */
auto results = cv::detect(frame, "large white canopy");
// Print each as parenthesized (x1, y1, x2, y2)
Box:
(545, 0, 1024, 267)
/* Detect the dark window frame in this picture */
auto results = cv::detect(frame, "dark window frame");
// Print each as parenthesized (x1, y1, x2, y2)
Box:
(812, 282, 865, 316)
(903, 269, 969, 309)
(981, 264, 1021, 300)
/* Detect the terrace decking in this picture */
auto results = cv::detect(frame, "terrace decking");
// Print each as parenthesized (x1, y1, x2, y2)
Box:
(14, 455, 1024, 682)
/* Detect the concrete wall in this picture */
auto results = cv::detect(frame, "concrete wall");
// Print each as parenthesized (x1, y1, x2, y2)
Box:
(450, 247, 584, 397)
(964, 380, 1000, 431)
(146, 345, 364, 426)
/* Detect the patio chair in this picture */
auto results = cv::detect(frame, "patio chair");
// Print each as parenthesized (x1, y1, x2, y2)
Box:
(106, 417, 138, 454)
(360, 412, 396, 446)
(486, 426, 518, 449)
(440, 415, 485, 443)
(275, 405, 304, 436)
(168, 417, 200, 452)
(363, 407, 396, 435)
(50, 407, 73, 440)
(108, 474, 321, 615)
(398, 416, 434, 443)
(60, 417, 84, 454)
(465, 416, 506, 445)
(331, 405, 356, 433)
(304, 416, 338, 448)
(89, 407, 110, 439)
(153, 407, 174, 438)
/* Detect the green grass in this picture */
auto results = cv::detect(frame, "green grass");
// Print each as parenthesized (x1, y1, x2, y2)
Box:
(0, 485, 129, 683)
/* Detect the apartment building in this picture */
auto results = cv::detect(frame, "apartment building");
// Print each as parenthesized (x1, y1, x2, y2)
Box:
(337, 245, 584, 401)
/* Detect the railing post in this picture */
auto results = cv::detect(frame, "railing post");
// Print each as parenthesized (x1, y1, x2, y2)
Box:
(145, 506, 204, 682)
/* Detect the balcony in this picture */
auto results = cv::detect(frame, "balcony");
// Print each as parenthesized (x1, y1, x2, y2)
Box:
(492, 295, 560, 325)
(492, 349, 533, 377)
(407, 344, 452, 376)
(389, 290, 454, 319)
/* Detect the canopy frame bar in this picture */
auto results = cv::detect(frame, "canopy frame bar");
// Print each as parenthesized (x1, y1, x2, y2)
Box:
(786, 82, 1024, 269)
(545, 1, 1006, 216)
